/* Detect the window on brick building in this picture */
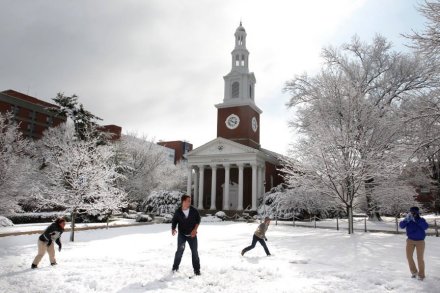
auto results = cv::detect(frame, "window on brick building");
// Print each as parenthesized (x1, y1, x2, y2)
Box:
(27, 123, 35, 133)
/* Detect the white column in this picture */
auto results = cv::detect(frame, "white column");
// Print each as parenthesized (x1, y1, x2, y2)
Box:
(258, 164, 265, 198)
(223, 164, 230, 210)
(193, 169, 199, 207)
(237, 163, 244, 210)
(210, 165, 217, 210)
(251, 163, 257, 210)
(198, 165, 205, 209)
(257, 165, 262, 199)
(186, 166, 192, 196)
(261, 165, 266, 196)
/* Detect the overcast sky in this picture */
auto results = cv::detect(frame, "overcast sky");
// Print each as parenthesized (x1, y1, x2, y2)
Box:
(0, 0, 426, 154)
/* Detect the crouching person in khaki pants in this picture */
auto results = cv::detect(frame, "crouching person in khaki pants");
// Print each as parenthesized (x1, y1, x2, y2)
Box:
(399, 207, 429, 280)
(31, 217, 66, 269)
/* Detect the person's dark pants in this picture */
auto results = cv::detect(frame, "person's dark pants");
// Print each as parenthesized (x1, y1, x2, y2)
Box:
(242, 234, 271, 256)
(172, 233, 200, 273)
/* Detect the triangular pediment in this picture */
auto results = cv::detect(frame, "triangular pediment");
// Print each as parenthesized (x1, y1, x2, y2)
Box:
(186, 137, 259, 157)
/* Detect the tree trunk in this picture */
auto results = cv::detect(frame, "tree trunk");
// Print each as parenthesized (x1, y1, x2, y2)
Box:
(365, 178, 382, 221)
(70, 210, 76, 242)
(347, 206, 354, 234)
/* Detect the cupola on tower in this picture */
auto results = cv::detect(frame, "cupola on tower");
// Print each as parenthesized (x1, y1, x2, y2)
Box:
(216, 22, 262, 149)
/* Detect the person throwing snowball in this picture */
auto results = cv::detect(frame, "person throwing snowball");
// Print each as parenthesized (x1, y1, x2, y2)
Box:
(241, 216, 271, 256)
(399, 206, 429, 280)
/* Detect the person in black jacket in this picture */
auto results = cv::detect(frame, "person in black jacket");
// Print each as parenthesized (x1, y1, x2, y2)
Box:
(171, 194, 201, 275)
(31, 217, 65, 269)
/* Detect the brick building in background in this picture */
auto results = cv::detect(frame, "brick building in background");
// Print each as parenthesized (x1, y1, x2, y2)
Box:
(98, 124, 122, 141)
(157, 140, 193, 165)
(0, 89, 66, 139)
(0, 89, 121, 140)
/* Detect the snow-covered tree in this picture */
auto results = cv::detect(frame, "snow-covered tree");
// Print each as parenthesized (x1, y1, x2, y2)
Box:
(258, 185, 339, 220)
(0, 112, 35, 214)
(364, 179, 418, 217)
(283, 35, 439, 233)
(35, 122, 126, 241)
(401, 94, 440, 213)
(405, 0, 440, 58)
(49, 93, 102, 141)
(403, 1, 440, 213)
(115, 133, 186, 210)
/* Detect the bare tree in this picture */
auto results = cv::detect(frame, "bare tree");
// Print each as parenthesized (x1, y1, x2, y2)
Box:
(405, 0, 440, 58)
(283, 35, 439, 232)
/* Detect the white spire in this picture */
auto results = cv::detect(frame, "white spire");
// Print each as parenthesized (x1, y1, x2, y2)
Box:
(216, 22, 261, 114)
(231, 22, 249, 72)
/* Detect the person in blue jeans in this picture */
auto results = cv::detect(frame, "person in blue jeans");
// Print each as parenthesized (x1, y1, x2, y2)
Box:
(171, 194, 201, 275)
(399, 206, 429, 280)
(241, 217, 271, 256)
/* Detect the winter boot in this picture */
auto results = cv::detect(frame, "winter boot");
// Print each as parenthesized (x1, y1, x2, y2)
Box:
(51, 262, 57, 266)
(31, 264, 37, 269)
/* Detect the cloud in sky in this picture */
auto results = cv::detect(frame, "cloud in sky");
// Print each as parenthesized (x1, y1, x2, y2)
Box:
(0, 0, 425, 154)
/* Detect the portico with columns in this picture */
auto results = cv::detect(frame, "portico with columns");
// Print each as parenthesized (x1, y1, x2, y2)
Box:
(185, 23, 283, 213)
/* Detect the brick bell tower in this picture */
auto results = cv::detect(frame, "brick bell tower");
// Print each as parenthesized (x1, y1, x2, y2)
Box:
(215, 22, 262, 149)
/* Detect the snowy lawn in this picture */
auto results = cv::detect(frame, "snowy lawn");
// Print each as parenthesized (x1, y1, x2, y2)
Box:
(0, 222, 439, 293)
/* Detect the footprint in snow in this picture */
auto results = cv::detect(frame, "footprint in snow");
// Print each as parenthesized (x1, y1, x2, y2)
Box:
(289, 259, 310, 264)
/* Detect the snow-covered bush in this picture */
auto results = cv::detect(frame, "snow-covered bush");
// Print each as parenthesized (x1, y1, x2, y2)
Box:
(215, 211, 226, 220)
(201, 215, 222, 222)
(4, 212, 68, 224)
(162, 213, 173, 223)
(0, 216, 14, 227)
(143, 190, 184, 215)
(136, 214, 152, 222)
(122, 211, 138, 219)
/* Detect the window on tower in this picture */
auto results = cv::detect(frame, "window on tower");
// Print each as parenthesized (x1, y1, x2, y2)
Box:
(241, 55, 245, 66)
(249, 85, 252, 99)
(232, 82, 239, 98)
(235, 55, 240, 66)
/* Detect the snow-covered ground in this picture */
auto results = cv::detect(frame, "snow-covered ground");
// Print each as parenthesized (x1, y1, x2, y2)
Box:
(1, 222, 439, 293)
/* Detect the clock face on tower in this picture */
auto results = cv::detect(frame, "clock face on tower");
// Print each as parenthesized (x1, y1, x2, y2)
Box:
(225, 114, 240, 129)
(252, 116, 258, 132)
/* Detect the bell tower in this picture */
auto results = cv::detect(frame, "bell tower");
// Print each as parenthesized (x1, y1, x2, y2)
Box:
(216, 22, 262, 149)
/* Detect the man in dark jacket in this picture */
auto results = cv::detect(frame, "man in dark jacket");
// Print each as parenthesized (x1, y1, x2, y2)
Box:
(399, 207, 429, 280)
(171, 194, 201, 275)
(31, 217, 65, 269)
